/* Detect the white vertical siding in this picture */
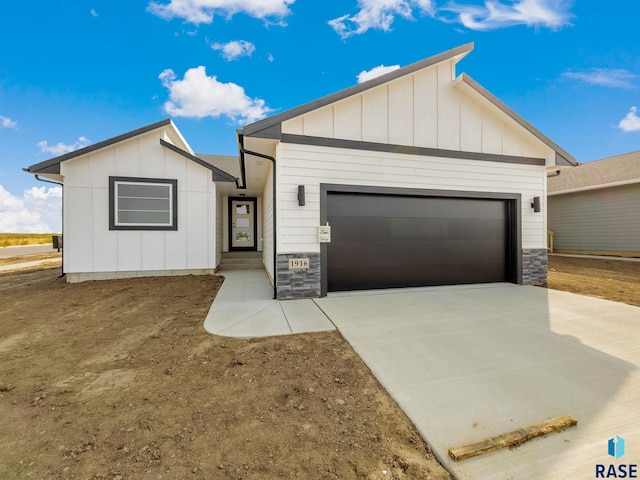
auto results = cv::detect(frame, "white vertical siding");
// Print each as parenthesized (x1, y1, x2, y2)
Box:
(389, 76, 414, 146)
(414, 68, 438, 148)
(548, 184, 640, 252)
(334, 96, 362, 141)
(275, 142, 546, 254)
(281, 60, 554, 163)
(262, 163, 275, 282)
(222, 195, 229, 252)
(437, 61, 460, 150)
(60, 128, 217, 277)
(216, 191, 223, 267)
(362, 85, 389, 143)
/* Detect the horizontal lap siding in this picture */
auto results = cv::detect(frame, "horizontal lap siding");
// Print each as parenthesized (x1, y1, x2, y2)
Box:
(276, 142, 545, 254)
(548, 184, 640, 252)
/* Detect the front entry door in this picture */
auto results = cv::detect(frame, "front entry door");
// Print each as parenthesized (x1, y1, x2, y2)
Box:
(229, 197, 257, 251)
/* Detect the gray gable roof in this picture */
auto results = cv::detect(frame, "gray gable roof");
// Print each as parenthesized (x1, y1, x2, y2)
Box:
(459, 74, 577, 166)
(197, 153, 241, 180)
(158, 140, 236, 182)
(24, 119, 173, 175)
(548, 150, 640, 194)
(241, 43, 577, 167)
(242, 43, 474, 138)
(23, 119, 237, 183)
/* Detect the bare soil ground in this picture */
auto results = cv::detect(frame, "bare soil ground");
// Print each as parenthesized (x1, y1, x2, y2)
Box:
(547, 255, 640, 307)
(0, 255, 637, 480)
(0, 267, 451, 480)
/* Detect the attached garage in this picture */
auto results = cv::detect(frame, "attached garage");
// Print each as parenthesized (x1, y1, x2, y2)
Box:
(237, 43, 577, 299)
(321, 186, 519, 293)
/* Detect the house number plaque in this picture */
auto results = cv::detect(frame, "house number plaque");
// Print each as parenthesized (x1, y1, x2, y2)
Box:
(288, 258, 310, 270)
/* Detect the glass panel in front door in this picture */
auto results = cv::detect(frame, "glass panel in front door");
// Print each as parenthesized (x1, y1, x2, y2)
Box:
(231, 200, 255, 248)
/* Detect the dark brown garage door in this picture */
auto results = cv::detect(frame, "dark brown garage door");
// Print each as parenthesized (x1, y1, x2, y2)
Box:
(326, 192, 514, 292)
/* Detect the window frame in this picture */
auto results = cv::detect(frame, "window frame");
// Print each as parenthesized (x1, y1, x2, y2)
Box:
(109, 176, 178, 231)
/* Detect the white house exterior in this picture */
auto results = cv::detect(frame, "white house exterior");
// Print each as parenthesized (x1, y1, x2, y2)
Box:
(26, 43, 577, 296)
(239, 43, 576, 298)
(548, 150, 640, 257)
(25, 120, 237, 282)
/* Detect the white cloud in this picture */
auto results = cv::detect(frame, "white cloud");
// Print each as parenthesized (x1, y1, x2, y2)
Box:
(562, 69, 637, 89)
(1, 115, 17, 129)
(159, 66, 270, 124)
(37, 136, 91, 156)
(442, 0, 573, 31)
(618, 106, 640, 132)
(212, 40, 256, 61)
(357, 64, 401, 83)
(329, 0, 435, 38)
(0, 184, 62, 233)
(90, 8, 99, 17)
(147, 0, 295, 25)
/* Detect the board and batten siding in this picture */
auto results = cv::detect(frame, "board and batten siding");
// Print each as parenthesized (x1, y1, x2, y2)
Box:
(275, 142, 546, 254)
(262, 163, 275, 282)
(61, 130, 217, 277)
(282, 60, 554, 166)
(216, 191, 223, 267)
(548, 184, 640, 253)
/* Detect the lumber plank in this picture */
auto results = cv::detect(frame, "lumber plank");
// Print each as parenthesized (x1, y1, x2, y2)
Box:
(448, 415, 578, 461)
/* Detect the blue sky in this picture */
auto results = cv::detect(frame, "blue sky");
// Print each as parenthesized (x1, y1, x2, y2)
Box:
(1, 0, 639, 232)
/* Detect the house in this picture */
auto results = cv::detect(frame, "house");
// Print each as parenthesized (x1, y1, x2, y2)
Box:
(25, 43, 577, 298)
(24, 120, 238, 282)
(548, 150, 640, 257)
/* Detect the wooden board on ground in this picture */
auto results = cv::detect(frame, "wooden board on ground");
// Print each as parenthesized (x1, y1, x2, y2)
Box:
(448, 415, 578, 461)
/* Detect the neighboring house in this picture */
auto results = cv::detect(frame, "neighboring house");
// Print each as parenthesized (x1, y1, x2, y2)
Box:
(25, 43, 577, 298)
(548, 150, 640, 257)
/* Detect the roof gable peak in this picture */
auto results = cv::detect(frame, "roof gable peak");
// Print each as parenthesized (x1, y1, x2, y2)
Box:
(242, 43, 474, 138)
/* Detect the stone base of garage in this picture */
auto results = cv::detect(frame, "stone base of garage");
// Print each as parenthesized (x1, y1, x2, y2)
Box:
(522, 248, 548, 285)
(276, 253, 321, 299)
(275, 249, 549, 299)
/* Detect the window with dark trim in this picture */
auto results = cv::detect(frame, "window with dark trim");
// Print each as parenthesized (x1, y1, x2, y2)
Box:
(109, 176, 178, 230)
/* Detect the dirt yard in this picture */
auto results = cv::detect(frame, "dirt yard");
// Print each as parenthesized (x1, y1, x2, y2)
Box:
(0, 266, 452, 480)
(0, 255, 637, 480)
(547, 255, 640, 307)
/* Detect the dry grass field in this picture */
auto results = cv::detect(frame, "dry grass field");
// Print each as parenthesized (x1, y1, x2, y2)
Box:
(0, 233, 59, 247)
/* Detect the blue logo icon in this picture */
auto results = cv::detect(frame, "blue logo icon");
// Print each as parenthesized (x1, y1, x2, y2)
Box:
(608, 436, 625, 459)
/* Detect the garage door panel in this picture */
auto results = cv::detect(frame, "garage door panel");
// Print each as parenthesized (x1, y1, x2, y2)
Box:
(327, 192, 512, 292)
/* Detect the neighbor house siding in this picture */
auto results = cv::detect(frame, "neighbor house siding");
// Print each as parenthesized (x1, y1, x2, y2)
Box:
(61, 130, 217, 279)
(548, 184, 640, 253)
(281, 60, 553, 165)
(275, 142, 546, 254)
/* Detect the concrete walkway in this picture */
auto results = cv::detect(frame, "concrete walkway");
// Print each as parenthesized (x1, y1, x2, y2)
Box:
(550, 253, 640, 262)
(0, 257, 62, 272)
(205, 273, 640, 479)
(204, 270, 335, 337)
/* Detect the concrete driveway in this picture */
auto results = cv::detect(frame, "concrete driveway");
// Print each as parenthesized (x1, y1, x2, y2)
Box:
(315, 283, 640, 479)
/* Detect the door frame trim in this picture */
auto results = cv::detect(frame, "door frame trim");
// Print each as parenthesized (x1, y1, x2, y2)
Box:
(228, 196, 258, 251)
(319, 184, 522, 296)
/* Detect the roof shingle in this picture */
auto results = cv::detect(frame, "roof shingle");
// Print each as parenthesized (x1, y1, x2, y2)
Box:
(548, 150, 640, 193)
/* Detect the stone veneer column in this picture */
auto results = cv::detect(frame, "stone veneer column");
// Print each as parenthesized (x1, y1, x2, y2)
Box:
(276, 253, 321, 299)
(522, 248, 548, 285)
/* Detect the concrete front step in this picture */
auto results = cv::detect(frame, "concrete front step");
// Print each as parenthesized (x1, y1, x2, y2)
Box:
(221, 251, 262, 259)
(219, 251, 264, 271)
(218, 264, 264, 271)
